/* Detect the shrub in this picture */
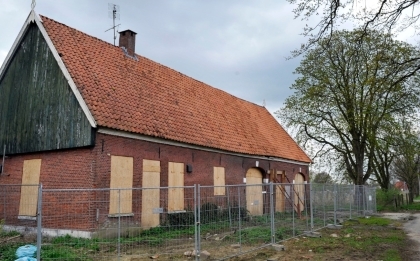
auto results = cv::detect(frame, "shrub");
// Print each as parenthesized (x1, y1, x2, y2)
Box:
(376, 188, 400, 211)
(167, 211, 195, 228)
(166, 202, 249, 228)
(200, 202, 219, 224)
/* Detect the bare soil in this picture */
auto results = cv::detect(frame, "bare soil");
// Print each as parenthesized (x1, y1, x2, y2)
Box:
(119, 213, 420, 261)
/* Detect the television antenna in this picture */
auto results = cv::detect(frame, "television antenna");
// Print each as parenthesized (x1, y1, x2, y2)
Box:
(105, 3, 121, 46)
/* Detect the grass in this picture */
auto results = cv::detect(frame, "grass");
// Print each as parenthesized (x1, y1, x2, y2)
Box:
(41, 245, 91, 260)
(377, 188, 420, 212)
(357, 216, 391, 226)
(282, 216, 408, 261)
(0, 215, 414, 260)
(400, 201, 420, 211)
(383, 249, 402, 261)
(0, 220, 23, 261)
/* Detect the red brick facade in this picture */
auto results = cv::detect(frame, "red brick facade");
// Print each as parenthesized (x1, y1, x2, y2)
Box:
(0, 132, 309, 232)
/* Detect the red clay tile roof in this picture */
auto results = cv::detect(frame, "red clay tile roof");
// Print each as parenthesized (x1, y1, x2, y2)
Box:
(395, 181, 408, 191)
(40, 15, 311, 163)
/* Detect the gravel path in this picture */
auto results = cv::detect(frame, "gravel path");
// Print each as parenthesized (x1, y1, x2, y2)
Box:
(381, 212, 420, 258)
(403, 213, 420, 250)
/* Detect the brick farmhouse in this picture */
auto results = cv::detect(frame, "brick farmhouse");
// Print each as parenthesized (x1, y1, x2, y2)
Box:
(0, 11, 311, 236)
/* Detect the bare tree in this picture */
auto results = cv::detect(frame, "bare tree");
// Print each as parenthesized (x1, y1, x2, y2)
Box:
(288, 0, 420, 55)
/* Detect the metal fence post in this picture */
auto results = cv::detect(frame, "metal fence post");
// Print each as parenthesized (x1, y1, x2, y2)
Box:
(194, 185, 198, 261)
(334, 184, 337, 226)
(238, 186, 242, 251)
(362, 186, 367, 216)
(322, 184, 326, 227)
(373, 188, 377, 213)
(36, 184, 43, 261)
(292, 183, 295, 237)
(226, 186, 232, 229)
(195, 184, 201, 261)
(305, 183, 309, 230)
(310, 182, 314, 231)
(118, 189, 121, 261)
(358, 185, 361, 216)
(364, 186, 367, 216)
(270, 182, 275, 244)
(349, 186, 352, 219)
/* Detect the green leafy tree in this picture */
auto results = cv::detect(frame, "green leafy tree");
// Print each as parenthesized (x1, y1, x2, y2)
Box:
(311, 171, 334, 183)
(391, 125, 420, 203)
(278, 29, 420, 186)
(369, 119, 400, 190)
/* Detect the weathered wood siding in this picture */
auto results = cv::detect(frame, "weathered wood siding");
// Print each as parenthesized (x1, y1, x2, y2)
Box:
(0, 23, 94, 155)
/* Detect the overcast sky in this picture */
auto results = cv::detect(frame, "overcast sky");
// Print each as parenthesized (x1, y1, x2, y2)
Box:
(0, 0, 313, 116)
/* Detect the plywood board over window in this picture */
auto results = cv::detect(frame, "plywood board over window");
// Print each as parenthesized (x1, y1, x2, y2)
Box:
(19, 159, 42, 218)
(168, 162, 184, 212)
(275, 172, 285, 212)
(141, 159, 161, 228)
(246, 168, 263, 216)
(294, 173, 305, 215)
(109, 156, 133, 215)
(213, 167, 225, 196)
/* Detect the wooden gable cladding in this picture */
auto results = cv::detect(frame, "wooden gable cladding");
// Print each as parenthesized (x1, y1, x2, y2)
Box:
(0, 23, 94, 155)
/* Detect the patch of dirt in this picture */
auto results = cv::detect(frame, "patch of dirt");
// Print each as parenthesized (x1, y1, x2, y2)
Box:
(402, 213, 420, 247)
(114, 228, 418, 261)
(115, 215, 419, 261)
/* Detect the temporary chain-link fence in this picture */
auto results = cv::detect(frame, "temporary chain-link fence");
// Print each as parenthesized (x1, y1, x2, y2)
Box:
(0, 183, 376, 260)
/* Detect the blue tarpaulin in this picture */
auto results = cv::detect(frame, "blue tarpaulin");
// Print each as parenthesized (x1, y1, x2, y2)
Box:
(15, 257, 37, 261)
(15, 245, 37, 261)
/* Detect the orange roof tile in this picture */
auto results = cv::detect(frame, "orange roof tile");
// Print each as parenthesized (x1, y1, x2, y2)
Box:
(40, 15, 311, 163)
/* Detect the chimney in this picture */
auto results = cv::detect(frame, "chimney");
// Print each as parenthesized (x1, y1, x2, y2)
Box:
(119, 29, 137, 57)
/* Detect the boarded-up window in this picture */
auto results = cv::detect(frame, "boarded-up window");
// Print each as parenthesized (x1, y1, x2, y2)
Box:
(213, 167, 225, 195)
(168, 162, 184, 212)
(19, 159, 42, 217)
(246, 167, 263, 216)
(109, 156, 133, 215)
(141, 159, 161, 228)
(293, 173, 305, 215)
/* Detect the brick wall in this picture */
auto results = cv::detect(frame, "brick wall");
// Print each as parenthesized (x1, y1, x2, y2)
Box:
(95, 132, 309, 188)
(0, 131, 309, 232)
(0, 147, 96, 229)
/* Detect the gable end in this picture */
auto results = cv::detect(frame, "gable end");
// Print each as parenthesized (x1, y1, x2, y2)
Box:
(0, 22, 94, 154)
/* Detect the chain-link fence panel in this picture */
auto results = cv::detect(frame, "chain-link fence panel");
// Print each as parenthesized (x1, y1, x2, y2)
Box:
(39, 186, 196, 260)
(0, 183, 378, 260)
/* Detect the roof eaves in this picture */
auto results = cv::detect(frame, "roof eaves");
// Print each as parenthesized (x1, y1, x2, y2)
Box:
(98, 127, 312, 165)
(270, 109, 313, 164)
